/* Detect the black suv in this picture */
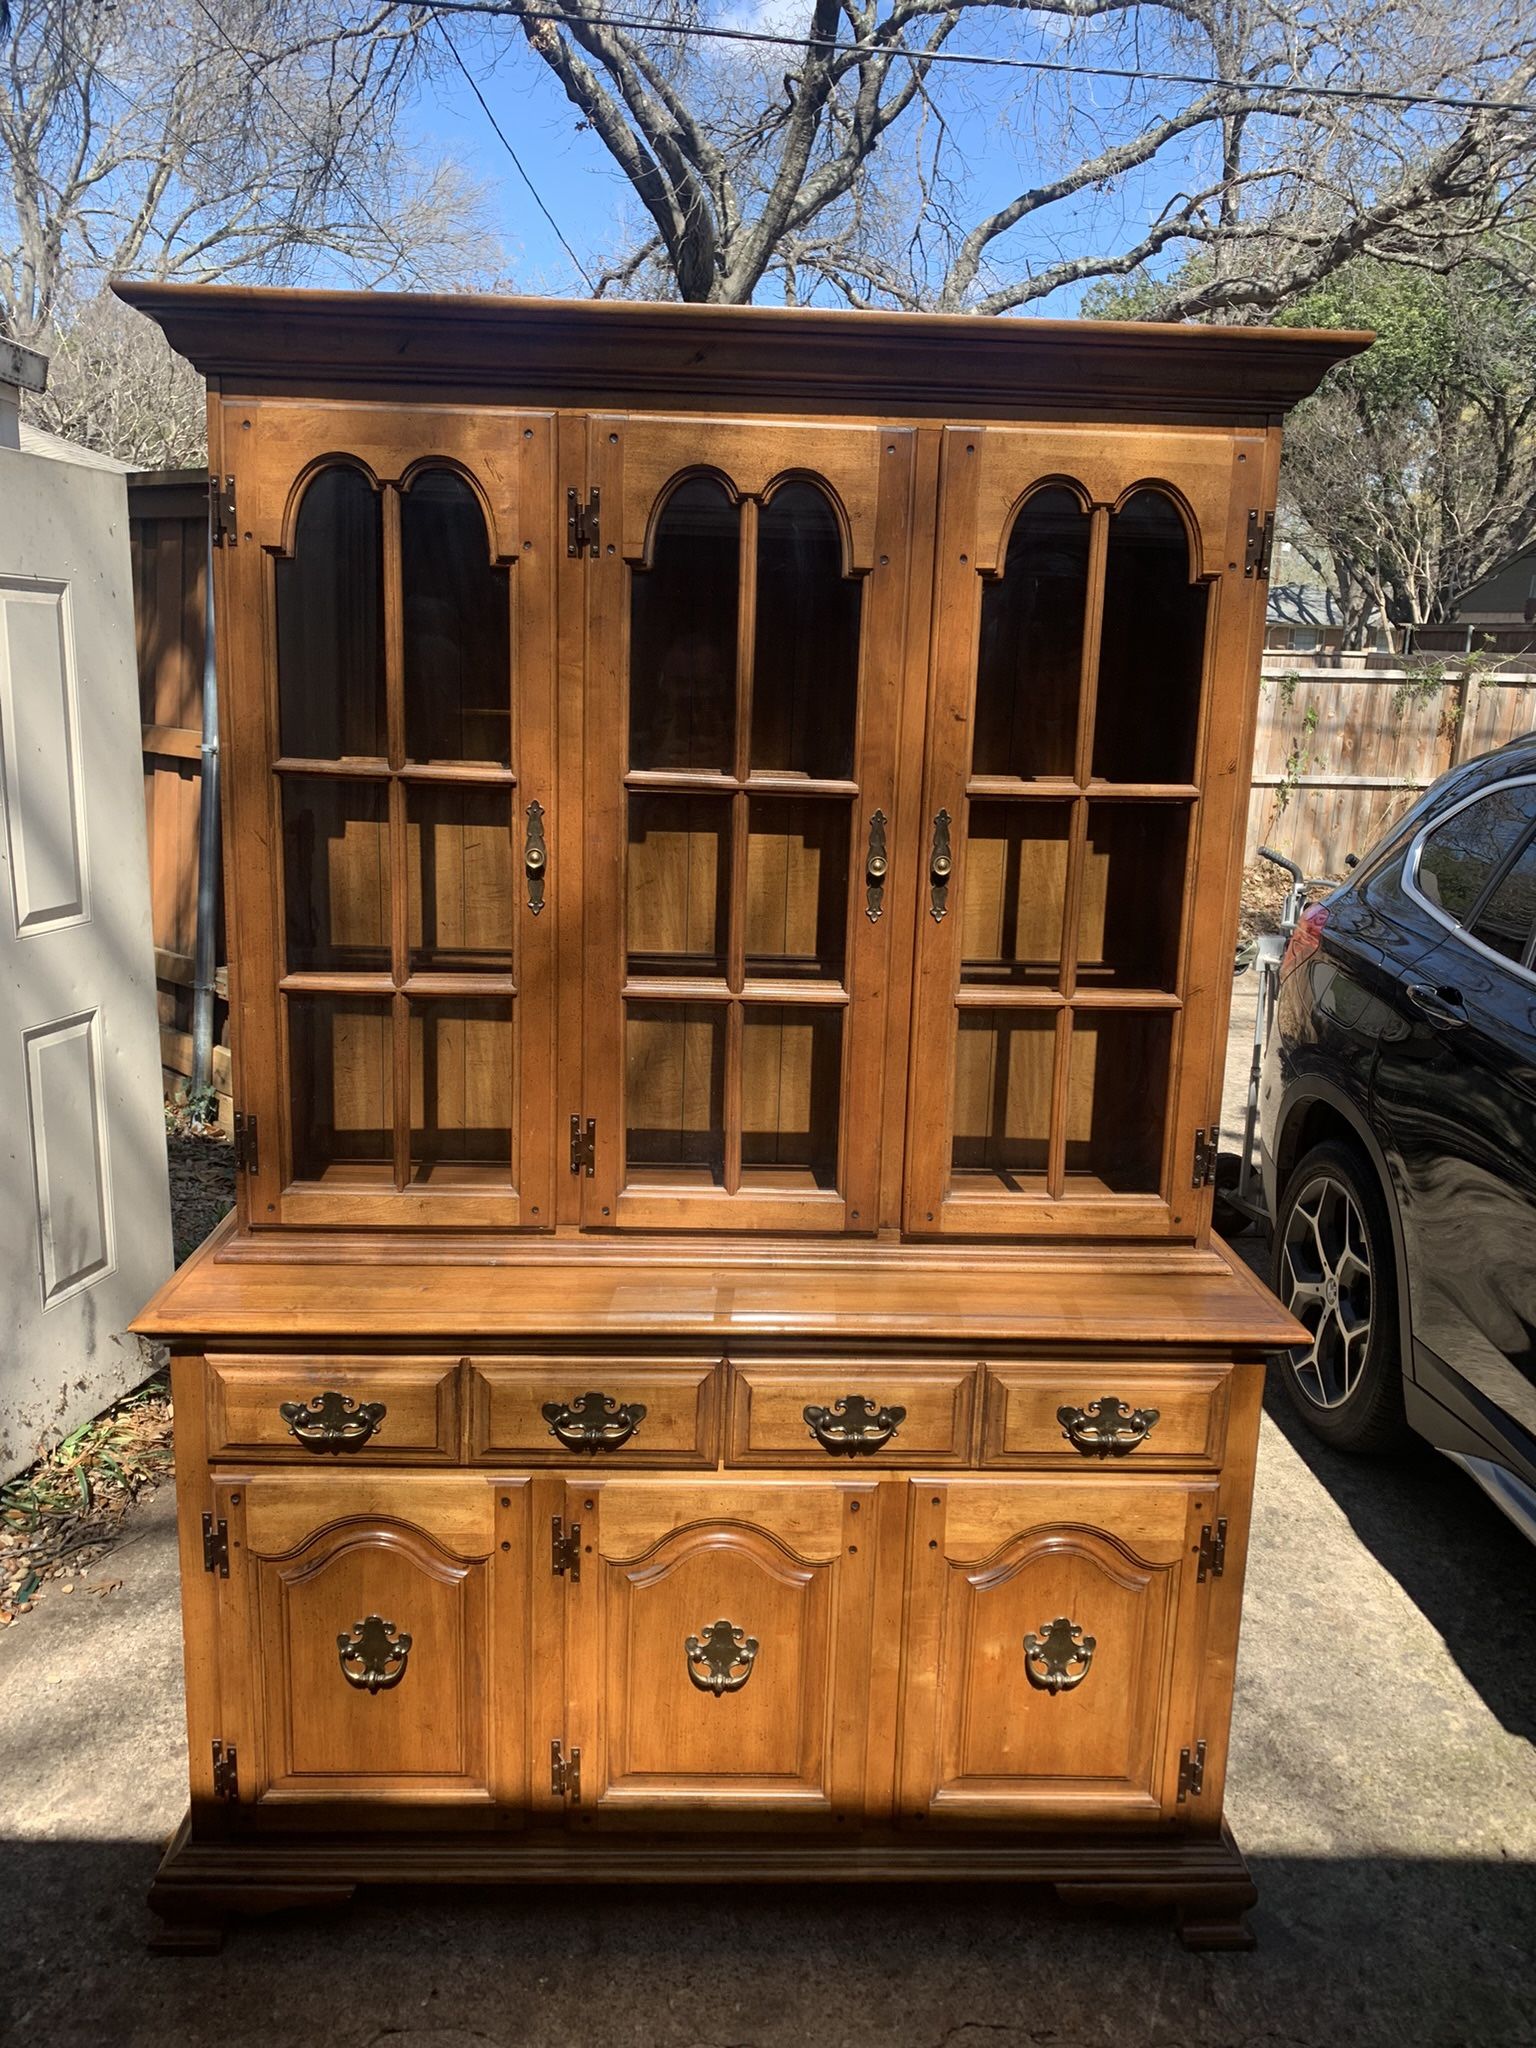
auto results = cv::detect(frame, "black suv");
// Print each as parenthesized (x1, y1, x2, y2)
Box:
(1260, 735, 1536, 1542)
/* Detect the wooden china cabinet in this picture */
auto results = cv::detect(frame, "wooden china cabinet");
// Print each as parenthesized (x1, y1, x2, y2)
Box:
(119, 280, 1365, 1953)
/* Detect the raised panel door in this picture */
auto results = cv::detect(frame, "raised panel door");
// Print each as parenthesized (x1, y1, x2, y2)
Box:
(898, 1478, 1210, 1824)
(562, 1477, 877, 1823)
(579, 415, 919, 1232)
(210, 1473, 524, 1818)
(906, 424, 1275, 1239)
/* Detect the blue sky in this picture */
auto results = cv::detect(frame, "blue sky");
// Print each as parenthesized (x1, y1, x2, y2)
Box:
(406, 17, 1212, 310)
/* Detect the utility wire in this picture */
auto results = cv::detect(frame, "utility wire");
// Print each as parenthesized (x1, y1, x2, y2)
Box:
(425, 1, 1536, 118)
(181, 0, 435, 290)
(433, 18, 598, 289)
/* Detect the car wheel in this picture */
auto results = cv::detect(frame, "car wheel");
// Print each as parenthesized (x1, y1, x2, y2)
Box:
(1272, 1138, 1409, 1453)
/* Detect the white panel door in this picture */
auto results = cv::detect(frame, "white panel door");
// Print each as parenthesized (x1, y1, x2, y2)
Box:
(0, 443, 173, 1480)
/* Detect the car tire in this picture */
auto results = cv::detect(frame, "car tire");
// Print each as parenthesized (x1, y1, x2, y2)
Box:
(1271, 1138, 1409, 1454)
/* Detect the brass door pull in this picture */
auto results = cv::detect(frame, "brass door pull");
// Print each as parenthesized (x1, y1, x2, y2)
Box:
(542, 1390, 647, 1452)
(929, 808, 953, 922)
(803, 1394, 907, 1456)
(865, 810, 889, 923)
(337, 1615, 412, 1694)
(1057, 1396, 1161, 1458)
(1023, 1616, 1095, 1694)
(525, 800, 548, 914)
(279, 1390, 386, 1451)
(686, 1619, 759, 1696)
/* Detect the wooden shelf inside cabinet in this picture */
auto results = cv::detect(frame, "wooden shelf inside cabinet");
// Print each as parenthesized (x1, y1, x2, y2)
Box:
(122, 280, 1355, 1953)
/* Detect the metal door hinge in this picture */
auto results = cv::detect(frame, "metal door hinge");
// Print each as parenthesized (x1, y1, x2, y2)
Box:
(569, 1114, 595, 1176)
(566, 485, 600, 557)
(1244, 509, 1275, 579)
(210, 472, 238, 547)
(1177, 1738, 1207, 1802)
(550, 1738, 582, 1802)
(211, 1740, 239, 1800)
(1198, 1518, 1228, 1582)
(551, 1515, 582, 1580)
(202, 1513, 229, 1576)
(1192, 1126, 1218, 1187)
(233, 1111, 259, 1175)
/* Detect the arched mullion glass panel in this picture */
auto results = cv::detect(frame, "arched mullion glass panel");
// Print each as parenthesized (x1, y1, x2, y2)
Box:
(973, 485, 1091, 780)
(276, 466, 384, 760)
(401, 470, 511, 766)
(750, 481, 861, 780)
(1092, 490, 1207, 784)
(630, 476, 740, 773)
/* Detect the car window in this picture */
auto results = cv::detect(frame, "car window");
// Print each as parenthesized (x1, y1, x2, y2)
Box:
(1416, 784, 1536, 923)
(1469, 828, 1536, 965)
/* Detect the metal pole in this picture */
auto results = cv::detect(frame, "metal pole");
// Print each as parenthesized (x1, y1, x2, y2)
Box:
(190, 499, 221, 1101)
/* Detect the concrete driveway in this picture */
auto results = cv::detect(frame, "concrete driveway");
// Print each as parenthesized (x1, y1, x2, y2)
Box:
(2, 977, 1532, 2046)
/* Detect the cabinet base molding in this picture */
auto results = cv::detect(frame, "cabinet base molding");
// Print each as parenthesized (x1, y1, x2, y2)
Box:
(147, 1810, 1256, 1954)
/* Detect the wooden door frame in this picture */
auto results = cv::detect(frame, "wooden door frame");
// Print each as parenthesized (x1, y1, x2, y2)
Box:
(904, 422, 1274, 1241)
(214, 397, 560, 1230)
(577, 412, 917, 1235)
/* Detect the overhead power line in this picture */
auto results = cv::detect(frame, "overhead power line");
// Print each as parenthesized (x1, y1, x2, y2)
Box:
(426, 1, 1536, 118)
(434, 18, 597, 289)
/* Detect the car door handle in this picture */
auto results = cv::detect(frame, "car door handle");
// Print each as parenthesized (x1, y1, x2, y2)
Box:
(1406, 983, 1467, 1028)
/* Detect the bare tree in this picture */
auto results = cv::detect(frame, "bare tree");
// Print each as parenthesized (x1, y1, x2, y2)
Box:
(2, 0, 503, 458)
(418, 0, 1536, 314)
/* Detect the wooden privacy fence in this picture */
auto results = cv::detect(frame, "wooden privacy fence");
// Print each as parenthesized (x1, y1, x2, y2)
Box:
(128, 469, 231, 1119)
(1246, 662, 1536, 877)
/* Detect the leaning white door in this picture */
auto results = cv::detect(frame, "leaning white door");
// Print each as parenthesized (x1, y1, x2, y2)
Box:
(0, 441, 172, 1481)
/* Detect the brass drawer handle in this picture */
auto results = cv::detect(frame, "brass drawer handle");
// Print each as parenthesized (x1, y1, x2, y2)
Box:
(1023, 1616, 1095, 1694)
(337, 1615, 412, 1695)
(279, 1389, 386, 1450)
(542, 1390, 647, 1452)
(929, 808, 952, 922)
(686, 1619, 759, 1696)
(1056, 1396, 1161, 1458)
(802, 1394, 907, 1456)
(865, 809, 889, 923)
(526, 799, 548, 914)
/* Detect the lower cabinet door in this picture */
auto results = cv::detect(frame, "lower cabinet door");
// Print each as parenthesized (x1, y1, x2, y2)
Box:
(897, 1479, 1209, 1825)
(562, 1478, 877, 1825)
(211, 1473, 518, 1818)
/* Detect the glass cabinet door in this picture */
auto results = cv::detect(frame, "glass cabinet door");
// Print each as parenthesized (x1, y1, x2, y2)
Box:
(906, 424, 1263, 1238)
(220, 404, 558, 1227)
(581, 417, 914, 1231)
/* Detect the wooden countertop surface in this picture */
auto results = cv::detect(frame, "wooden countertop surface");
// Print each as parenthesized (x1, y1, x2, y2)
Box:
(133, 1219, 1301, 1350)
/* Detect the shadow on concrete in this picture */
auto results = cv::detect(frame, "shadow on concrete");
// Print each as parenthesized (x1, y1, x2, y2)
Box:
(2, 1839, 1534, 2047)
(1257, 1339, 1536, 1747)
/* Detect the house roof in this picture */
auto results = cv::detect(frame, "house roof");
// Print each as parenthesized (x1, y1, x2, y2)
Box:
(16, 421, 130, 473)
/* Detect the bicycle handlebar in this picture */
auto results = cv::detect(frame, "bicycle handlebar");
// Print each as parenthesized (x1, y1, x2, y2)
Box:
(1258, 845, 1304, 883)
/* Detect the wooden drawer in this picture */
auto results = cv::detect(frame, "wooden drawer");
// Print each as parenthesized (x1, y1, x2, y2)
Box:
(727, 1361, 977, 1466)
(468, 1359, 721, 1464)
(981, 1363, 1231, 1470)
(205, 1355, 460, 1461)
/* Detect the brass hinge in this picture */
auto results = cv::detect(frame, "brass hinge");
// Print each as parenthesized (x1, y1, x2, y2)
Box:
(211, 1740, 239, 1800)
(233, 1111, 259, 1175)
(551, 1515, 582, 1580)
(210, 472, 238, 547)
(1192, 1126, 1219, 1187)
(566, 485, 601, 558)
(1177, 1738, 1207, 1802)
(1198, 1518, 1228, 1582)
(1244, 509, 1275, 580)
(550, 1738, 582, 1803)
(201, 1513, 229, 1577)
(569, 1113, 596, 1176)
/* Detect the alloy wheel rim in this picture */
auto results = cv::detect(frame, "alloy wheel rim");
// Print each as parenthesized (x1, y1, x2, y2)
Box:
(1279, 1174, 1374, 1409)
